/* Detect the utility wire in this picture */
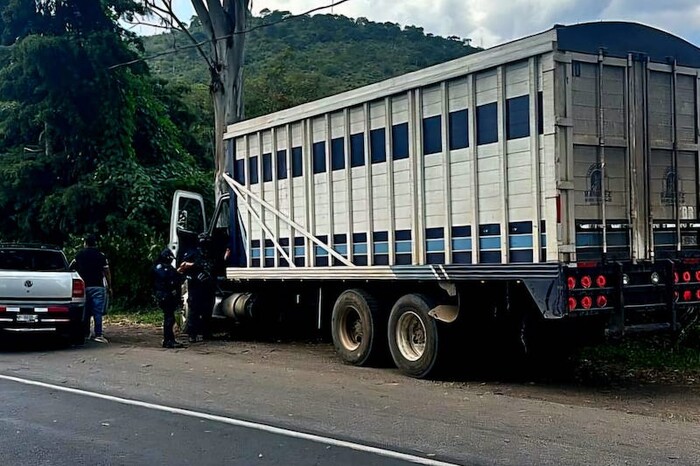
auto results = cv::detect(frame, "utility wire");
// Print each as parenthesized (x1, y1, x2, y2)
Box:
(111, 0, 352, 70)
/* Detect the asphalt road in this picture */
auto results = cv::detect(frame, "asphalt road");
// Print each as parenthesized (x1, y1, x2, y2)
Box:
(0, 377, 444, 466)
(1, 330, 699, 466)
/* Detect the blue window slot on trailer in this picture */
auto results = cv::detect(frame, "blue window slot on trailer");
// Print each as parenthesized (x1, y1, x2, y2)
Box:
(331, 138, 345, 171)
(448, 109, 469, 150)
(249, 156, 259, 185)
(392, 123, 409, 160)
(479, 223, 501, 264)
(277, 150, 287, 180)
(425, 227, 445, 265)
(350, 133, 365, 168)
(395, 230, 412, 265)
(294, 237, 305, 267)
(313, 142, 326, 174)
(422, 116, 442, 155)
(352, 232, 368, 266)
(506, 95, 530, 140)
(370, 128, 386, 164)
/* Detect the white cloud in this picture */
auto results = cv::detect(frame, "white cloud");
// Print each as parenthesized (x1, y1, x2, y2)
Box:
(167, 0, 700, 47)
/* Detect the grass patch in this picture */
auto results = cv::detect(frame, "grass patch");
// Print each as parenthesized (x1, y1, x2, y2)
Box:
(575, 323, 700, 384)
(106, 307, 163, 326)
(581, 339, 700, 372)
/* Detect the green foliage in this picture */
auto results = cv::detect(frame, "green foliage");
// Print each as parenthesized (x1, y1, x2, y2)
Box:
(578, 325, 700, 379)
(0, 0, 210, 305)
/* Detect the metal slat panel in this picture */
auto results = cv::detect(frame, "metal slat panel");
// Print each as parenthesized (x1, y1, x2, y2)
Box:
(226, 263, 561, 281)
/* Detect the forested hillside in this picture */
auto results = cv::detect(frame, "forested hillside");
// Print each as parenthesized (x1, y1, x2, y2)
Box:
(143, 10, 479, 118)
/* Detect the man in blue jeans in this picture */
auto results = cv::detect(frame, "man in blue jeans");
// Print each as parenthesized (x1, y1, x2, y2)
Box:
(71, 234, 112, 343)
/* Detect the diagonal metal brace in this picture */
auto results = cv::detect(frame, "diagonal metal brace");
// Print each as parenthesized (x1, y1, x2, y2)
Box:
(222, 173, 355, 267)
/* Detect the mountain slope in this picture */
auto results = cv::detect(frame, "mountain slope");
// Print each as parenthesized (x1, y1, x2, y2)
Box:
(142, 10, 480, 118)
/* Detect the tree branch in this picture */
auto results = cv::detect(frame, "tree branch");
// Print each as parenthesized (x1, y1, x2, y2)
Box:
(206, 0, 229, 33)
(191, 0, 215, 37)
(111, 0, 352, 70)
(144, 1, 217, 73)
(123, 19, 174, 32)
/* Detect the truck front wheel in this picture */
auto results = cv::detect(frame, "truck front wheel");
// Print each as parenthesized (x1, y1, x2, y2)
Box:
(388, 294, 441, 379)
(331, 289, 384, 366)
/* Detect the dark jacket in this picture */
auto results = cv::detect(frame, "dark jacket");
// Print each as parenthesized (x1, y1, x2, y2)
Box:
(152, 249, 183, 301)
(181, 247, 214, 288)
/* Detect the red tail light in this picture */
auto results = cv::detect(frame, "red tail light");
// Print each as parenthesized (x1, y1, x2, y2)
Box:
(567, 277, 576, 290)
(48, 306, 69, 313)
(72, 279, 85, 299)
(683, 271, 691, 283)
(696, 271, 700, 282)
(674, 272, 680, 284)
(596, 295, 608, 308)
(696, 290, 700, 301)
(0, 306, 5, 313)
(556, 195, 561, 224)
(580, 276, 592, 289)
(674, 291, 680, 301)
(581, 296, 593, 309)
(567, 297, 577, 311)
(577, 261, 599, 268)
(683, 290, 693, 301)
(596, 275, 607, 287)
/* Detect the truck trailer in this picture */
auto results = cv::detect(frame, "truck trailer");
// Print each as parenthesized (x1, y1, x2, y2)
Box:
(171, 21, 700, 378)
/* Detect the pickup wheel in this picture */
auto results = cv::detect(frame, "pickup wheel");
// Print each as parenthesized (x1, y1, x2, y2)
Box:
(69, 330, 85, 347)
(62, 321, 85, 347)
(388, 294, 441, 379)
(177, 282, 189, 334)
(331, 289, 385, 366)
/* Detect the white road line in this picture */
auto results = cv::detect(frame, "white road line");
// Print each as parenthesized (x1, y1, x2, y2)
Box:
(0, 374, 461, 466)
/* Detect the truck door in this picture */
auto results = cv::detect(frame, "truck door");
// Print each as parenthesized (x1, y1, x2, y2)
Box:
(571, 56, 699, 263)
(642, 61, 700, 260)
(571, 59, 632, 263)
(169, 190, 207, 264)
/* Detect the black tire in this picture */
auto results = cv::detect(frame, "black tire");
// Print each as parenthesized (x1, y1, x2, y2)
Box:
(62, 322, 85, 347)
(388, 294, 441, 379)
(331, 289, 384, 366)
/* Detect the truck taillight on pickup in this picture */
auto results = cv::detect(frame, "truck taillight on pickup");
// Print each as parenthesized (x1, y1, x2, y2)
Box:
(72, 278, 85, 299)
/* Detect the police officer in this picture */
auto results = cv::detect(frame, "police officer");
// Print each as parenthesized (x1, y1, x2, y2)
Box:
(152, 248, 185, 348)
(177, 233, 215, 343)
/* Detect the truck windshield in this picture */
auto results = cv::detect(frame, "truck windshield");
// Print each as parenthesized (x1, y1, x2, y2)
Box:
(0, 249, 68, 271)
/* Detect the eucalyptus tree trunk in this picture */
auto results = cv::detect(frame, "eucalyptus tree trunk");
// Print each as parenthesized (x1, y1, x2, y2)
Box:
(191, 0, 249, 197)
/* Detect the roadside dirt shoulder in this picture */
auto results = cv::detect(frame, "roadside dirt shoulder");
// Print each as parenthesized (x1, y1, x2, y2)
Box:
(106, 321, 700, 423)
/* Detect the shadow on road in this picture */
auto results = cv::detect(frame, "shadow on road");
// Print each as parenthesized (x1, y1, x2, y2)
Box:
(0, 335, 101, 354)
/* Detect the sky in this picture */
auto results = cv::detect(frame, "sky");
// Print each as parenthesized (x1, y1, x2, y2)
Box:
(164, 0, 700, 48)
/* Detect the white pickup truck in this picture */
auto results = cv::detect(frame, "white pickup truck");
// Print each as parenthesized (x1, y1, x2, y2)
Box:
(0, 244, 86, 344)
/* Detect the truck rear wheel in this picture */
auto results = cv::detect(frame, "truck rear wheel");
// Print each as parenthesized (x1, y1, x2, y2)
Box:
(388, 294, 440, 379)
(331, 289, 384, 366)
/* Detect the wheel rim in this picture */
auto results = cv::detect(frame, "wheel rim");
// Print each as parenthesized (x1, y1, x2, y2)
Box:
(339, 306, 363, 351)
(395, 311, 426, 362)
(178, 284, 189, 331)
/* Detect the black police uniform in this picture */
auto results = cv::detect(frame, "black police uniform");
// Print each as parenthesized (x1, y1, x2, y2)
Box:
(152, 249, 184, 348)
(182, 236, 215, 341)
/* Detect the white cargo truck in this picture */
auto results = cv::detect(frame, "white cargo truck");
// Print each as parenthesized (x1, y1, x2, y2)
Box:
(171, 22, 700, 378)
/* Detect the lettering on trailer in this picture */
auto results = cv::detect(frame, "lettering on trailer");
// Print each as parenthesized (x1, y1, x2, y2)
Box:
(660, 167, 685, 207)
(584, 163, 612, 205)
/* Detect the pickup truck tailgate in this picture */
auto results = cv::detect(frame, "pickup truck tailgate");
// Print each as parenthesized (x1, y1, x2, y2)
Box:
(0, 272, 73, 300)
